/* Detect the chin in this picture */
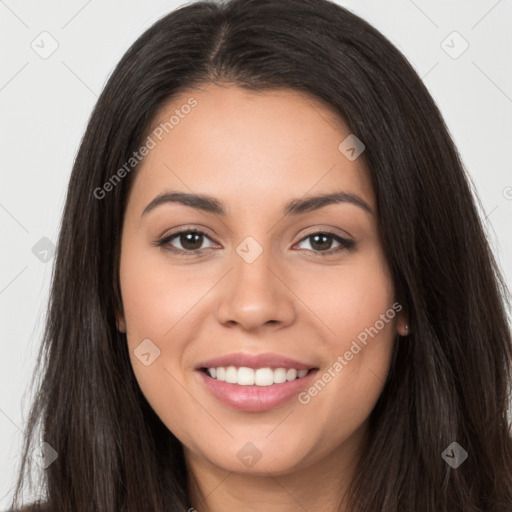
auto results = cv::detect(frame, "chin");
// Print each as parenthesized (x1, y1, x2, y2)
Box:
(196, 436, 314, 476)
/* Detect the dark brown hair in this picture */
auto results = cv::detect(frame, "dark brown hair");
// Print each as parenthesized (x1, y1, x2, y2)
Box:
(10, 0, 512, 510)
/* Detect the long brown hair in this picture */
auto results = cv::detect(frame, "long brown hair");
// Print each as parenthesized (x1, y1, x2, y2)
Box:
(10, 0, 512, 510)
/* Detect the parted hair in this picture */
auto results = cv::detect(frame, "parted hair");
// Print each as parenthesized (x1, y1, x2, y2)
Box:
(10, 0, 512, 510)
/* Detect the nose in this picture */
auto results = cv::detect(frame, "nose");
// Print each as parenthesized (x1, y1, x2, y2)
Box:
(215, 242, 296, 332)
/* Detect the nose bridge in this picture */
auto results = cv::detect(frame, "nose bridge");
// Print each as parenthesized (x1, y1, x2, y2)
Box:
(215, 233, 295, 330)
(234, 234, 274, 289)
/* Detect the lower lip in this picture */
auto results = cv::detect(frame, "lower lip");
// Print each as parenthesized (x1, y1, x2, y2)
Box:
(196, 369, 319, 412)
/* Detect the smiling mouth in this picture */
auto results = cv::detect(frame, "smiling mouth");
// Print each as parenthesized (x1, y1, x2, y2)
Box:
(199, 366, 317, 386)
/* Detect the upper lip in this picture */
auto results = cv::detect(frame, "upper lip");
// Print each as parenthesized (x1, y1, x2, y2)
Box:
(196, 352, 318, 371)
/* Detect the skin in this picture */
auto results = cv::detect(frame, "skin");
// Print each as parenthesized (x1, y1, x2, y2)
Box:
(117, 83, 408, 512)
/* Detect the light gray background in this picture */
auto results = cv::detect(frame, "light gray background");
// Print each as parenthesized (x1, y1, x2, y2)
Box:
(1, 0, 511, 506)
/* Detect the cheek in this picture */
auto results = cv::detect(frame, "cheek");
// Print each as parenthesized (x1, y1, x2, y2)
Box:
(292, 251, 397, 419)
(119, 243, 201, 341)
(295, 250, 396, 348)
(119, 248, 204, 438)
(118, 244, 195, 388)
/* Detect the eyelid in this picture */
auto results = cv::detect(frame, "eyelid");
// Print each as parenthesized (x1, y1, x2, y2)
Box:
(157, 224, 217, 243)
(297, 225, 354, 242)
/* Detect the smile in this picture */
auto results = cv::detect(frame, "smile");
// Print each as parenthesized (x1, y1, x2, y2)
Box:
(201, 366, 311, 386)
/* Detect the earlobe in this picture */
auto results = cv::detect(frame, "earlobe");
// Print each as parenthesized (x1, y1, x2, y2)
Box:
(116, 312, 126, 333)
(396, 311, 410, 337)
(397, 319, 410, 337)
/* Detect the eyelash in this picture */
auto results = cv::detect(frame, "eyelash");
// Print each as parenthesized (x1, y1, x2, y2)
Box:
(156, 228, 355, 257)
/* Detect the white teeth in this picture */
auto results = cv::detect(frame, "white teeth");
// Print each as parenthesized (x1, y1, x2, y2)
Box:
(205, 366, 311, 386)
(237, 367, 255, 385)
(225, 366, 237, 384)
(286, 368, 297, 381)
(273, 368, 287, 384)
(254, 368, 274, 386)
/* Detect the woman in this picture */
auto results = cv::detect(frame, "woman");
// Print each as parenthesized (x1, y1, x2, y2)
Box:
(9, 0, 512, 510)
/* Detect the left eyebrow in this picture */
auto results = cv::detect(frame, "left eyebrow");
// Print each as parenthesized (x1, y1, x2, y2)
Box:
(283, 191, 374, 216)
(141, 190, 374, 217)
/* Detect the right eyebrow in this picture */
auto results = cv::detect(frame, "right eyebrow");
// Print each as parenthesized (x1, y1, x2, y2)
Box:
(142, 191, 224, 217)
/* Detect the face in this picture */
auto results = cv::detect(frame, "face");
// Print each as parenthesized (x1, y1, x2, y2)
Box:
(117, 84, 406, 478)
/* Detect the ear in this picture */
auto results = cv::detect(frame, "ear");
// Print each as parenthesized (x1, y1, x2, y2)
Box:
(396, 310, 410, 337)
(115, 308, 126, 333)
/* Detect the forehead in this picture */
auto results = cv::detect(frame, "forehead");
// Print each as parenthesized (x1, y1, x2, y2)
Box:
(129, 84, 375, 214)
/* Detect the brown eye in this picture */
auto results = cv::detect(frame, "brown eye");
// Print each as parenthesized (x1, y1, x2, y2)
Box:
(158, 229, 215, 254)
(296, 232, 355, 254)
(177, 231, 205, 251)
